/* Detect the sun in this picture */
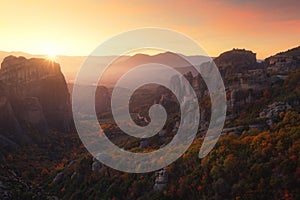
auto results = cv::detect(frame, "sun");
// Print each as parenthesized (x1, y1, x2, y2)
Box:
(43, 44, 59, 62)
(47, 53, 57, 61)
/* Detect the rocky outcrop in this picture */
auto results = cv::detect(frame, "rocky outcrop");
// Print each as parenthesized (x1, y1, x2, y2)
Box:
(91, 158, 103, 172)
(0, 56, 73, 148)
(214, 49, 258, 76)
(22, 97, 50, 135)
(0, 55, 61, 83)
(0, 82, 31, 149)
(259, 102, 291, 119)
(264, 46, 300, 74)
(153, 169, 168, 191)
(95, 86, 111, 115)
(211, 49, 271, 113)
(214, 49, 268, 90)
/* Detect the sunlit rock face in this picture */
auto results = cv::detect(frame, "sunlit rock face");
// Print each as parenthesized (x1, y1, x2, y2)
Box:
(214, 49, 257, 74)
(214, 49, 268, 89)
(0, 56, 73, 148)
(1, 56, 73, 132)
(264, 46, 300, 74)
(0, 55, 61, 84)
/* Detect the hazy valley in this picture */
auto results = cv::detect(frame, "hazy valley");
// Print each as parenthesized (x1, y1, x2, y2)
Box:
(0, 46, 299, 199)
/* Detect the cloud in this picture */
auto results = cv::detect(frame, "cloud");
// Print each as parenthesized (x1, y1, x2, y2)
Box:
(215, 0, 300, 21)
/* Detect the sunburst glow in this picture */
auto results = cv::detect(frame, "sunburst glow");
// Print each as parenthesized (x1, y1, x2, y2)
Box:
(43, 43, 59, 62)
(46, 53, 57, 62)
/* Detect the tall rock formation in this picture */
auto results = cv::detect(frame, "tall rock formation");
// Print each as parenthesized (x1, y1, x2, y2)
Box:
(0, 56, 73, 149)
(264, 46, 300, 74)
(213, 49, 269, 112)
(214, 49, 264, 85)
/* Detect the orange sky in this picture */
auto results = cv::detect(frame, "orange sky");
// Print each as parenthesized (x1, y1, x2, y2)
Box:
(1, 0, 299, 59)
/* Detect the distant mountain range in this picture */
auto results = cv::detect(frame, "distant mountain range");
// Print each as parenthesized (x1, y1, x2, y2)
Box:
(1, 46, 299, 86)
(0, 51, 210, 86)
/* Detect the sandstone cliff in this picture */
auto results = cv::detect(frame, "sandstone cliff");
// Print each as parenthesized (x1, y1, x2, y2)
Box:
(0, 56, 73, 149)
(214, 49, 260, 77)
(264, 46, 300, 74)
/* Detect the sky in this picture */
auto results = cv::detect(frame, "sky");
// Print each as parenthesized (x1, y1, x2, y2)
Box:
(1, 0, 300, 59)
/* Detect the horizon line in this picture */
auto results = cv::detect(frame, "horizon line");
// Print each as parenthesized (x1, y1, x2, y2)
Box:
(0, 48, 288, 60)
